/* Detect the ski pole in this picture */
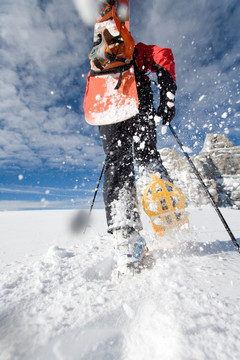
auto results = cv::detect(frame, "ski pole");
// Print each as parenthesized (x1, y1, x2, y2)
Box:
(71, 160, 105, 234)
(88, 160, 105, 219)
(168, 123, 240, 253)
(83, 160, 105, 233)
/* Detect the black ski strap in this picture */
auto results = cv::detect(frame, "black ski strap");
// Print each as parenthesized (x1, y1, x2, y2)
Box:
(90, 61, 133, 77)
(90, 62, 133, 90)
(114, 68, 123, 89)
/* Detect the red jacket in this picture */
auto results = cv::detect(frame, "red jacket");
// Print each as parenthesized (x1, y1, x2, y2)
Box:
(135, 42, 176, 82)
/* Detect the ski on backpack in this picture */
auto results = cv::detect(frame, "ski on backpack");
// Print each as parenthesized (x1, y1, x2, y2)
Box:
(84, 0, 139, 125)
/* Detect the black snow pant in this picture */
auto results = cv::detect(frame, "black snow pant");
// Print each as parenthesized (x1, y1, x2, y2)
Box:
(99, 106, 171, 233)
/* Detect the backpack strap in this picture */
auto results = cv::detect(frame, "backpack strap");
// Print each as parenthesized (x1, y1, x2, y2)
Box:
(90, 62, 133, 90)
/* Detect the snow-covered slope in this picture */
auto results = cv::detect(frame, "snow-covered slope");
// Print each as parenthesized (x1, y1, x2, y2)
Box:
(0, 207, 240, 360)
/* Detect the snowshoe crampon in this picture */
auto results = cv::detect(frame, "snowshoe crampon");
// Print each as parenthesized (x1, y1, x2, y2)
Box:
(142, 174, 189, 236)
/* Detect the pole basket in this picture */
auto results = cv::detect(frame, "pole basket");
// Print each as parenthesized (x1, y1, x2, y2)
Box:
(142, 174, 189, 236)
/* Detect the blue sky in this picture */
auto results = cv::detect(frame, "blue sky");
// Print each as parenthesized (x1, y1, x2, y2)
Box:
(0, 0, 240, 210)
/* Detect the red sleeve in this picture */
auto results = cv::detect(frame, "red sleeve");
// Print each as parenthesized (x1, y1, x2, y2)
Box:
(135, 42, 176, 81)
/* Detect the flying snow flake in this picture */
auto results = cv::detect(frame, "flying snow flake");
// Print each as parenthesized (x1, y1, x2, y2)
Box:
(167, 101, 174, 108)
(133, 135, 140, 143)
(182, 146, 192, 153)
(166, 91, 175, 101)
(154, 115, 161, 126)
(161, 125, 168, 135)
(67, 105, 72, 110)
(116, 3, 128, 22)
(221, 112, 228, 119)
(18, 174, 24, 181)
(199, 95, 206, 102)
(40, 198, 49, 208)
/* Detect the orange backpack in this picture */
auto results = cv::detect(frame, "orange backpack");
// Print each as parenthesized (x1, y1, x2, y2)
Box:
(89, 0, 135, 73)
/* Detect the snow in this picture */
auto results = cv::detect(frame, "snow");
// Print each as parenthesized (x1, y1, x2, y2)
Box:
(95, 94, 102, 101)
(182, 146, 193, 153)
(221, 112, 228, 119)
(199, 95, 206, 102)
(89, 73, 139, 125)
(161, 124, 168, 135)
(166, 91, 175, 101)
(1, 207, 240, 360)
(167, 100, 174, 108)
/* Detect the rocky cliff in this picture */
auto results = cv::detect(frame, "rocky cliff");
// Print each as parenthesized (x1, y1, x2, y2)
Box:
(159, 134, 240, 208)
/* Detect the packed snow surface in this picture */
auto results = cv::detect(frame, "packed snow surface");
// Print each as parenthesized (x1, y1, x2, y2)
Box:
(0, 207, 240, 360)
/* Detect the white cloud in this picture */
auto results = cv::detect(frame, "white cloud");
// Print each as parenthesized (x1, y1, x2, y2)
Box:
(0, 0, 102, 172)
(73, 0, 98, 26)
(0, 198, 104, 211)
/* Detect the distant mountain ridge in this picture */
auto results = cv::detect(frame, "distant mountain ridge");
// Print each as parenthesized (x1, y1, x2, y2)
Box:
(160, 133, 240, 208)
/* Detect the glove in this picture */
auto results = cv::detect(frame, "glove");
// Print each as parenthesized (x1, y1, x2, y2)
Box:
(157, 91, 175, 125)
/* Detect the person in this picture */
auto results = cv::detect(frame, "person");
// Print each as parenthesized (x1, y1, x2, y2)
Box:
(97, 42, 177, 269)
(84, 1, 177, 271)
